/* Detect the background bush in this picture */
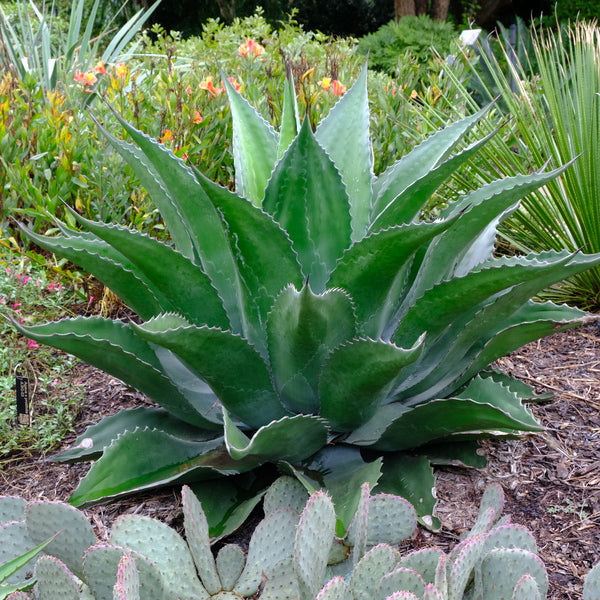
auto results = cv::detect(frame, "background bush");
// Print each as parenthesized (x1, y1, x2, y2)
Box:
(357, 15, 459, 75)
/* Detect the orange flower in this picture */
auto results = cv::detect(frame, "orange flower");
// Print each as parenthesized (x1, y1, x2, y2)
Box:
(238, 38, 265, 58)
(330, 80, 347, 96)
(199, 76, 223, 98)
(192, 110, 203, 124)
(94, 61, 107, 74)
(318, 77, 346, 96)
(74, 69, 98, 87)
(160, 129, 173, 144)
(226, 76, 242, 92)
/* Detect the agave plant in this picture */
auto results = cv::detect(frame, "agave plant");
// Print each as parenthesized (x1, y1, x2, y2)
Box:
(9, 64, 600, 532)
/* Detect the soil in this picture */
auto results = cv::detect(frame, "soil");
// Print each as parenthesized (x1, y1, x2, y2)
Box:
(1, 322, 600, 598)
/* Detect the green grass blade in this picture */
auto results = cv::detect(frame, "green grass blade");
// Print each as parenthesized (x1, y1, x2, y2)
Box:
(0, 533, 57, 584)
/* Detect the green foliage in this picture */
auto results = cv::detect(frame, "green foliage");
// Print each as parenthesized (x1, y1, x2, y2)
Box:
(555, 0, 600, 22)
(3, 480, 597, 600)
(440, 20, 600, 309)
(0, 0, 159, 91)
(8, 65, 600, 532)
(357, 16, 458, 76)
(0, 249, 85, 456)
(0, 10, 369, 242)
(0, 478, 417, 600)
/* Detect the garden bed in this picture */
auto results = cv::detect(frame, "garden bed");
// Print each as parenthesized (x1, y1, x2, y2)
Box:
(1, 322, 599, 599)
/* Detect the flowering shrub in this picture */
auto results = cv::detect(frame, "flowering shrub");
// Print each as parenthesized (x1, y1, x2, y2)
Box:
(2, 9, 459, 243)
(0, 251, 85, 454)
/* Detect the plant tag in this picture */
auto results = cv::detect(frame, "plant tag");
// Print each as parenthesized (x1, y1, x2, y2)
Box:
(15, 375, 31, 426)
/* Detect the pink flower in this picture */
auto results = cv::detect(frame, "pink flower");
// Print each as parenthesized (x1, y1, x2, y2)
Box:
(12, 302, 21, 308)
(5, 267, 11, 275)
(27, 340, 40, 349)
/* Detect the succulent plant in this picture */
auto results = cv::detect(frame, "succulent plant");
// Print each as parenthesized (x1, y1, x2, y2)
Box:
(0, 477, 419, 600)
(584, 562, 600, 600)
(3, 480, 600, 600)
(8, 63, 600, 531)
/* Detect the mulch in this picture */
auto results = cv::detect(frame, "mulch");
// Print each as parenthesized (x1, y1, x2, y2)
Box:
(1, 322, 600, 598)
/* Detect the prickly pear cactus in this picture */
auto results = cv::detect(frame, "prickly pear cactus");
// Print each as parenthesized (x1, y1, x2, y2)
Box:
(584, 562, 600, 600)
(3, 482, 598, 600)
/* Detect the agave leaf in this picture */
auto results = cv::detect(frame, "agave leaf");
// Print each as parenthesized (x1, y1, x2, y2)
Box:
(395, 254, 600, 401)
(53, 407, 220, 463)
(266, 283, 356, 414)
(319, 337, 424, 432)
(223, 412, 329, 462)
(92, 115, 195, 260)
(69, 429, 255, 507)
(99, 114, 248, 337)
(287, 446, 382, 536)
(222, 73, 279, 205)
(133, 318, 287, 429)
(194, 173, 303, 355)
(348, 392, 540, 453)
(328, 217, 459, 338)
(189, 475, 268, 541)
(10, 316, 218, 429)
(370, 104, 492, 226)
(377, 454, 440, 530)
(394, 252, 582, 350)
(65, 210, 230, 329)
(278, 69, 301, 158)
(370, 127, 500, 230)
(20, 226, 162, 320)
(263, 118, 352, 292)
(446, 302, 591, 395)
(478, 369, 553, 401)
(423, 441, 487, 468)
(412, 166, 572, 299)
(315, 62, 373, 240)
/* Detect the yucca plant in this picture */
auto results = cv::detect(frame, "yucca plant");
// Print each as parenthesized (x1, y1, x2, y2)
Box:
(443, 20, 600, 310)
(8, 64, 600, 533)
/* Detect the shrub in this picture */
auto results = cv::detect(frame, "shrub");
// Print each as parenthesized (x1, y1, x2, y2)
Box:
(555, 0, 600, 22)
(357, 15, 459, 76)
